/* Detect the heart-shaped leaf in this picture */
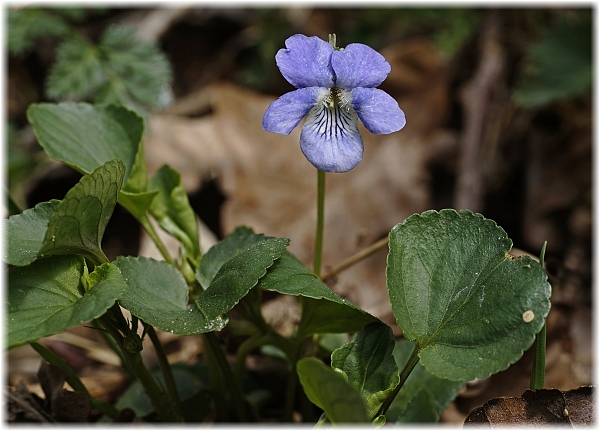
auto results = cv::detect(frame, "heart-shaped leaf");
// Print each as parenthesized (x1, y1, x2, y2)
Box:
(7, 256, 126, 349)
(195, 237, 289, 320)
(387, 209, 552, 381)
(195, 226, 264, 289)
(114, 256, 227, 334)
(26, 102, 145, 191)
(258, 252, 379, 337)
(3, 200, 60, 266)
(331, 322, 399, 418)
(148, 165, 201, 265)
(386, 340, 464, 423)
(297, 357, 370, 423)
(26, 102, 153, 219)
(39, 159, 124, 264)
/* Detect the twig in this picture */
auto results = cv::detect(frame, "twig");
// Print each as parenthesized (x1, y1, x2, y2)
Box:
(6, 387, 54, 423)
(454, 10, 505, 212)
(135, 7, 191, 42)
(321, 237, 388, 282)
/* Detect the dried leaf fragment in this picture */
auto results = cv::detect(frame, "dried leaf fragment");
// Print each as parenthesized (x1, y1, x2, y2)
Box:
(464, 386, 594, 427)
(37, 361, 91, 422)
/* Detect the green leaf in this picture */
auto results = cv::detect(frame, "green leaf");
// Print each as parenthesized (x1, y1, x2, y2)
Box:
(196, 228, 374, 333)
(4, 200, 61, 266)
(195, 238, 289, 320)
(7, 256, 126, 349)
(300, 297, 377, 338)
(8, 8, 70, 55)
(148, 165, 200, 265)
(514, 13, 592, 107)
(387, 340, 463, 423)
(122, 140, 148, 195)
(114, 256, 227, 335)
(46, 37, 105, 101)
(117, 190, 159, 221)
(95, 25, 172, 112)
(195, 226, 263, 289)
(297, 357, 370, 423)
(26, 102, 147, 195)
(39, 160, 124, 264)
(331, 322, 399, 418)
(258, 252, 379, 336)
(386, 209, 552, 382)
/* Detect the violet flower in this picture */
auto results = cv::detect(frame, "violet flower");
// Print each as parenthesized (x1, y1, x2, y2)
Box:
(262, 34, 406, 173)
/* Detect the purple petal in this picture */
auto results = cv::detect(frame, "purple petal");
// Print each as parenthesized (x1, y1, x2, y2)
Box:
(351, 87, 406, 134)
(300, 102, 363, 173)
(276, 35, 335, 89)
(262, 87, 327, 135)
(331, 43, 391, 90)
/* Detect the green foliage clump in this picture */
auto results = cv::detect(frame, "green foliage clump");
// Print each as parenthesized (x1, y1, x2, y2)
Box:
(515, 12, 592, 107)
(8, 8, 72, 54)
(47, 25, 173, 113)
(8, 7, 172, 114)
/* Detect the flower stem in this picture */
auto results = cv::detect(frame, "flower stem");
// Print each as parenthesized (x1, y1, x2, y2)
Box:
(202, 332, 248, 422)
(125, 347, 181, 422)
(313, 169, 326, 277)
(138, 213, 176, 266)
(530, 324, 547, 390)
(147, 325, 183, 420)
(92, 319, 135, 378)
(282, 337, 308, 423)
(98, 315, 182, 422)
(283, 361, 300, 422)
(530, 241, 548, 390)
(374, 344, 420, 419)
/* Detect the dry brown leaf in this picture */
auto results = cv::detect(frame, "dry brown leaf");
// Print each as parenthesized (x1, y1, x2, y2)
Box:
(79, 368, 128, 402)
(37, 361, 91, 422)
(7, 381, 54, 423)
(261, 294, 301, 337)
(464, 386, 594, 427)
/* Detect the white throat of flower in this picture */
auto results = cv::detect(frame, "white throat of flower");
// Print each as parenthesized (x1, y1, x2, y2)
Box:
(305, 87, 358, 142)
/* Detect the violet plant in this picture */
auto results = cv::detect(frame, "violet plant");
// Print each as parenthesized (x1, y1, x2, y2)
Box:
(5, 33, 551, 424)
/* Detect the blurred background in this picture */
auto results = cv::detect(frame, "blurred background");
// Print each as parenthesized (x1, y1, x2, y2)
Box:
(7, 5, 592, 423)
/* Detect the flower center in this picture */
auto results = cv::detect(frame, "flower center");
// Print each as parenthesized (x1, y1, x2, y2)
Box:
(324, 87, 352, 113)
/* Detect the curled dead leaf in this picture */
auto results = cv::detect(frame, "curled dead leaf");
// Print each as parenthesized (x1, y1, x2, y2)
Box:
(464, 386, 594, 427)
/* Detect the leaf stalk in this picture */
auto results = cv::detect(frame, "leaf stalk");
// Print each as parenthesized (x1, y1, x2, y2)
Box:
(374, 343, 420, 419)
(530, 241, 548, 390)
